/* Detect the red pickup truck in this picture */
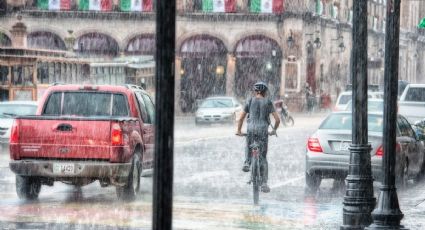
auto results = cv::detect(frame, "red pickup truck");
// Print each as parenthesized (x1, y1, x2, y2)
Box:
(9, 84, 155, 201)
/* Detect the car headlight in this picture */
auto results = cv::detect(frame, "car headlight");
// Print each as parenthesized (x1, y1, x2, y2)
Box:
(222, 111, 233, 115)
(196, 112, 203, 116)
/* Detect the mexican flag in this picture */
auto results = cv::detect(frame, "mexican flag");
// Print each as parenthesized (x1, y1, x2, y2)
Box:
(250, 0, 284, 14)
(120, 0, 153, 12)
(79, 0, 112, 11)
(202, 0, 236, 13)
(315, 0, 323, 15)
(37, 0, 70, 10)
(419, 17, 425, 29)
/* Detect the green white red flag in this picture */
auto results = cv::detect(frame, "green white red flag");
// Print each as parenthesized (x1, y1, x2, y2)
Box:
(250, 0, 284, 14)
(202, 0, 236, 13)
(79, 0, 112, 11)
(37, 0, 70, 10)
(120, 0, 153, 12)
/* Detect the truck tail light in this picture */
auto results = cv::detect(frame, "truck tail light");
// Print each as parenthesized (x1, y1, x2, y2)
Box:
(10, 120, 19, 144)
(111, 123, 123, 145)
(307, 138, 323, 152)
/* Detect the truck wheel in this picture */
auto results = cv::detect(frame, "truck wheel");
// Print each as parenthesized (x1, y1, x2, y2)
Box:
(116, 153, 141, 201)
(16, 175, 41, 200)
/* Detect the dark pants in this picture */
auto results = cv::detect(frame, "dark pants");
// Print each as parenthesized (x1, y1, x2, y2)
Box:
(245, 133, 269, 184)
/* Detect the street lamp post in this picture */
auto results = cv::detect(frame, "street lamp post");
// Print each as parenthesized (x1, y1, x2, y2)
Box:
(341, 0, 376, 229)
(367, 0, 405, 228)
(152, 0, 175, 229)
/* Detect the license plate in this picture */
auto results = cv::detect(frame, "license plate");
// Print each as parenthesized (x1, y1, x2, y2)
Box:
(53, 163, 75, 174)
(338, 142, 351, 151)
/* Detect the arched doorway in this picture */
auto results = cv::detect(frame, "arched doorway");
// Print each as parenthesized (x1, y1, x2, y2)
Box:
(125, 34, 155, 55)
(179, 35, 227, 113)
(125, 34, 156, 93)
(234, 35, 282, 100)
(74, 33, 119, 57)
(0, 33, 11, 47)
(27, 31, 66, 50)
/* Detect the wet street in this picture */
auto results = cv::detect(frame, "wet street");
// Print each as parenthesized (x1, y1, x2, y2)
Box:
(1, 112, 425, 229)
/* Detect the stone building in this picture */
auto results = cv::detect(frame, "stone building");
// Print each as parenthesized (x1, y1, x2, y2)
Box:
(0, 0, 424, 112)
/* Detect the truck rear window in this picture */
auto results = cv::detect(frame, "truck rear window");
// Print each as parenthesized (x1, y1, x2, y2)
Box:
(405, 87, 425, 102)
(43, 92, 129, 117)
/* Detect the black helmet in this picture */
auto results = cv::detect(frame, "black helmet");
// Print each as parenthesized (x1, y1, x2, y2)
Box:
(253, 81, 268, 92)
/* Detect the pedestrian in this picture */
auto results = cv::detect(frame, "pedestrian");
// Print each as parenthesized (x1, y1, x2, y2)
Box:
(305, 83, 314, 114)
(236, 81, 280, 193)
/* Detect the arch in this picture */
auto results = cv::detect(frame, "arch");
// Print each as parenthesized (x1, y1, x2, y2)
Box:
(0, 32, 11, 47)
(234, 34, 282, 58)
(176, 32, 231, 54)
(180, 34, 228, 57)
(74, 32, 119, 56)
(27, 31, 66, 50)
(125, 34, 155, 55)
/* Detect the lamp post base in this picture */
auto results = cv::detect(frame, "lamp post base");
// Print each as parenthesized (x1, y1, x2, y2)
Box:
(340, 145, 376, 230)
(366, 186, 406, 230)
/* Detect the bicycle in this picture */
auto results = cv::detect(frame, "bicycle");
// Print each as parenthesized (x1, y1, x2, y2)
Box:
(237, 131, 276, 205)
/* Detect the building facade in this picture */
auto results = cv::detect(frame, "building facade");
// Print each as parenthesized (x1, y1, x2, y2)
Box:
(0, 0, 424, 112)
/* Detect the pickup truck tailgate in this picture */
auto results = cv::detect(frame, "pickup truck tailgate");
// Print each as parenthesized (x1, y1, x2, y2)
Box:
(16, 118, 111, 160)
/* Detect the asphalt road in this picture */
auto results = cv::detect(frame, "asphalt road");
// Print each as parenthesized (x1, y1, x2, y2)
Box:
(4, 112, 424, 229)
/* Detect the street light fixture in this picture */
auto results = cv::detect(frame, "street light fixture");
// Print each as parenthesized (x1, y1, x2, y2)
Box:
(338, 42, 345, 52)
(313, 37, 321, 49)
(305, 31, 321, 49)
(287, 30, 294, 48)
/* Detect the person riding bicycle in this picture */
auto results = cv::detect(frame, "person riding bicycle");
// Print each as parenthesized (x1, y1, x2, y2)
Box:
(236, 81, 280, 193)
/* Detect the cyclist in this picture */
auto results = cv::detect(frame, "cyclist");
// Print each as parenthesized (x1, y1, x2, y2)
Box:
(236, 81, 280, 193)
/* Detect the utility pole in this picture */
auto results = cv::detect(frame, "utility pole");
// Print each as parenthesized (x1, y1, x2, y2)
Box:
(341, 0, 376, 229)
(152, 0, 176, 229)
(367, 0, 405, 228)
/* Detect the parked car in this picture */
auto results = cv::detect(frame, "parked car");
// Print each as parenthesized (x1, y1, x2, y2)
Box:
(344, 98, 384, 112)
(9, 84, 155, 201)
(0, 101, 38, 153)
(305, 111, 425, 190)
(195, 96, 243, 125)
(398, 83, 425, 123)
(334, 91, 381, 111)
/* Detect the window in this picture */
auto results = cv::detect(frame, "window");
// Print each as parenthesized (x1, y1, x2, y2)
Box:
(112, 94, 129, 116)
(135, 92, 149, 123)
(141, 93, 155, 124)
(42, 92, 62, 115)
(405, 87, 425, 102)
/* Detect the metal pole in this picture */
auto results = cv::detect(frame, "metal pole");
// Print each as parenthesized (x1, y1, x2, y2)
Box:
(152, 0, 176, 229)
(341, 0, 376, 229)
(367, 0, 405, 228)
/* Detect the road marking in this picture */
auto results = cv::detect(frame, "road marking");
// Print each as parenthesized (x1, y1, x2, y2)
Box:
(270, 175, 304, 189)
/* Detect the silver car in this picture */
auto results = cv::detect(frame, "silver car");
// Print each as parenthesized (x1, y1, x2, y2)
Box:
(195, 96, 243, 125)
(305, 111, 425, 190)
(0, 101, 38, 153)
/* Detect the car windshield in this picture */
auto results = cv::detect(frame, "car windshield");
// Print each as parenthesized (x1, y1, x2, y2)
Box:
(338, 95, 351, 105)
(200, 99, 233, 108)
(319, 113, 383, 132)
(0, 104, 37, 117)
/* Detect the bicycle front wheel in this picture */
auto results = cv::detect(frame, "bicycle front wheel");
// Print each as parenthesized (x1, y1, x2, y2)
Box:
(253, 180, 259, 205)
(251, 159, 260, 205)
